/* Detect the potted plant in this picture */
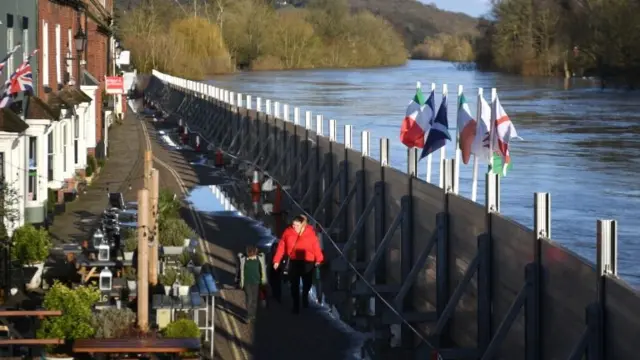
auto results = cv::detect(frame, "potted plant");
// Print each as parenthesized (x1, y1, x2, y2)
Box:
(177, 269, 195, 296)
(162, 319, 201, 359)
(91, 308, 136, 338)
(36, 281, 101, 359)
(11, 224, 52, 290)
(179, 247, 206, 274)
(124, 267, 137, 291)
(158, 188, 181, 223)
(123, 228, 137, 260)
(159, 268, 178, 296)
(160, 218, 196, 255)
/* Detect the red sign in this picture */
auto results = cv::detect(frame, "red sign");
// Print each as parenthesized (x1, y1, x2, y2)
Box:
(105, 76, 124, 95)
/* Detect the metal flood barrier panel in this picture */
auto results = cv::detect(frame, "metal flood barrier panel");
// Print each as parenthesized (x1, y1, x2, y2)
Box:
(143, 72, 640, 360)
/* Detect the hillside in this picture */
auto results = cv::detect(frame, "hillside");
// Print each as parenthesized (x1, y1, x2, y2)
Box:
(115, 0, 479, 49)
(347, 0, 479, 47)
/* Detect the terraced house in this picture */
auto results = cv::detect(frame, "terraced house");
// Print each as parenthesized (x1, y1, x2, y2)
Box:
(0, 0, 116, 232)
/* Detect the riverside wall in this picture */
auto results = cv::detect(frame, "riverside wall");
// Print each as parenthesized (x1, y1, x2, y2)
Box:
(143, 70, 640, 360)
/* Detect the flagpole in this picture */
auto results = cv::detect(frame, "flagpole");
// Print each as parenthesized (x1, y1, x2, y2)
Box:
(471, 87, 483, 202)
(426, 82, 435, 183)
(454, 85, 462, 195)
(489, 88, 497, 174)
(438, 83, 447, 188)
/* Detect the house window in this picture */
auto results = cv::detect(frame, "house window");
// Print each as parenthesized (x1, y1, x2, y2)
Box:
(67, 28, 73, 82)
(42, 21, 49, 86)
(48, 131, 54, 181)
(28, 137, 37, 201)
(74, 116, 79, 164)
(63, 124, 68, 173)
(6, 14, 14, 76)
(55, 24, 61, 85)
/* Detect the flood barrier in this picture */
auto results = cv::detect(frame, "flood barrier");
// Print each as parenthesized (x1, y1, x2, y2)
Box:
(143, 70, 640, 360)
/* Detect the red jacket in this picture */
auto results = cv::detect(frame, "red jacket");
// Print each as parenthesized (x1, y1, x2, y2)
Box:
(273, 226, 324, 264)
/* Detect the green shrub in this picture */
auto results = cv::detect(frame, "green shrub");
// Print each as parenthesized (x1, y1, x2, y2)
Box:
(163, 318, 200, 338)
(11, 224, 51, 265)
(124, 267, 136, 281)
(159, 218, 195, 246)
(158, 189, 181, 222)
(37, 282, 101, 354)
(178, 269, 195, 287)
(123, 228, 137, 252)
(159, 268, 178, 286)
(91, 308, 136, 338)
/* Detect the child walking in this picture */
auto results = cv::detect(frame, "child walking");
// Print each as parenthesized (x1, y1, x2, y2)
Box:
(237, 245, 267, 323)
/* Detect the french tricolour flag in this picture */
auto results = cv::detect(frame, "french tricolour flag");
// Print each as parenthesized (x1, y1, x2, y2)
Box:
(400, 85, 435, 148)
(421, 94, 451, 159)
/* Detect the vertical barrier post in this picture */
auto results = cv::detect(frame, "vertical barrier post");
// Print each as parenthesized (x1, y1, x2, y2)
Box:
(401, 149, 418, 348)
(312, 114, 323, 215)
(485, 173, 500, 213)
(305, 111, 312, 130)
(357, 130, 369, 317)
(274, 102, 280, 118)
(594, 219, 615, 360)
(284, 104, 290, 122)
(257, 97, 262, 112)
(526, 193, 549, 360)
(294, 107, 300, 125)
(373, 137, 389, 347)
(316, 115, 324, 136)
(436, 159, 453, 347)
(325, 120, 337, 226)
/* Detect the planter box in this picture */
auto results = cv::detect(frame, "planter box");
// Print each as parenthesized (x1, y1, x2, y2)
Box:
(178, 285, 190, 296)
(124, 251, 134, 261)
(44, 356, 74, 360)
(127, 280, 137, 291)
(164, 246, 183, 255)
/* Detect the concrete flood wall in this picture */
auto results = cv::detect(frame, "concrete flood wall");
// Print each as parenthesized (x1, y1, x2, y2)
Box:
(143, 71, 640, 360)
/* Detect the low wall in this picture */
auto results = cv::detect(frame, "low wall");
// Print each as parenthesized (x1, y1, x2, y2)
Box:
(143, 71, 640, 360)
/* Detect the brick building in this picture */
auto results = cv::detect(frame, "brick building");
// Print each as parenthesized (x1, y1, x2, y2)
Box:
(38, 0, 113, 158)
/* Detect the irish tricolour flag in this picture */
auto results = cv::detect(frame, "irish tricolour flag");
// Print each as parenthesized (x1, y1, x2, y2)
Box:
(400, 86, 435, 148)
(457, 93, 476, 164)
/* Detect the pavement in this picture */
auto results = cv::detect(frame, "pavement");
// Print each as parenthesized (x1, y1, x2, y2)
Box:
(47, 110, 146, 245)
(142, 116, 361, 360)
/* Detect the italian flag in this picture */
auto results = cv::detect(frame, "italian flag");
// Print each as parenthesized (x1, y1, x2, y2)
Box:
(457, 93, 476, 164)
(400, 87, 434, 148)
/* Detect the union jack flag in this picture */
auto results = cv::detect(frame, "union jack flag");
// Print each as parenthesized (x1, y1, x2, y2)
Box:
(0, 49, 37, 109)
(0, 44, 21, 77)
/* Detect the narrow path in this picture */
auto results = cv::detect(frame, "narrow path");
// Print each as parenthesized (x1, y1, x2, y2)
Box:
(140, 117, 360, 360)
(138, 119, 248, 360)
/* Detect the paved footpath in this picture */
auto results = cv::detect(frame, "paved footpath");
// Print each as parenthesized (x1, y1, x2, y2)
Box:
(48, 111, 146, 245)
(143, 117, 360, 360)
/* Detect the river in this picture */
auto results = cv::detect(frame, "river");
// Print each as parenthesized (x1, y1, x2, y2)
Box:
(206, 60, 640, 286)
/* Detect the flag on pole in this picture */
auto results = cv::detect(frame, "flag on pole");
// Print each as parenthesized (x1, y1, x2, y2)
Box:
(489, 154, 513, 177)
(0, 49, 37, 109)
(400, 87, 435, 148)
(457, 93, 477, 164)
(421, 94, 451, 159)
(0, 44, 21, 76)
(490, 95, 521, 176)
(471, 95, 492, 163)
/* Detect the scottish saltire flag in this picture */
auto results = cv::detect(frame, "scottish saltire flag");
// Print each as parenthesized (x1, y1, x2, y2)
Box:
(0, 49, 37, 108)
(400, 86, 435, 148)
(421, 94, 451, 159)
(0, 44, 21, 76)
(490, 95, 521, 176)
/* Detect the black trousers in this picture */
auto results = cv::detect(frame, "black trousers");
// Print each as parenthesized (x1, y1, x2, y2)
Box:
(290, 260, 314, 311)
(269, 265, 282, 302)
(244, 283, 260, 319)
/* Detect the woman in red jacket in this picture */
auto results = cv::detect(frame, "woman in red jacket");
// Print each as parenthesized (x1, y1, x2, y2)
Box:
(273, 214, 324, 313)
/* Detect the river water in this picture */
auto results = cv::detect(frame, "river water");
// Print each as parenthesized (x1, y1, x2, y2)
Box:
(206, 60, 640, 286)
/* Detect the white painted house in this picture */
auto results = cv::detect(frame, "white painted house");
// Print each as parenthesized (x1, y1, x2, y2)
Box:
(0, 108, 30, 236)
